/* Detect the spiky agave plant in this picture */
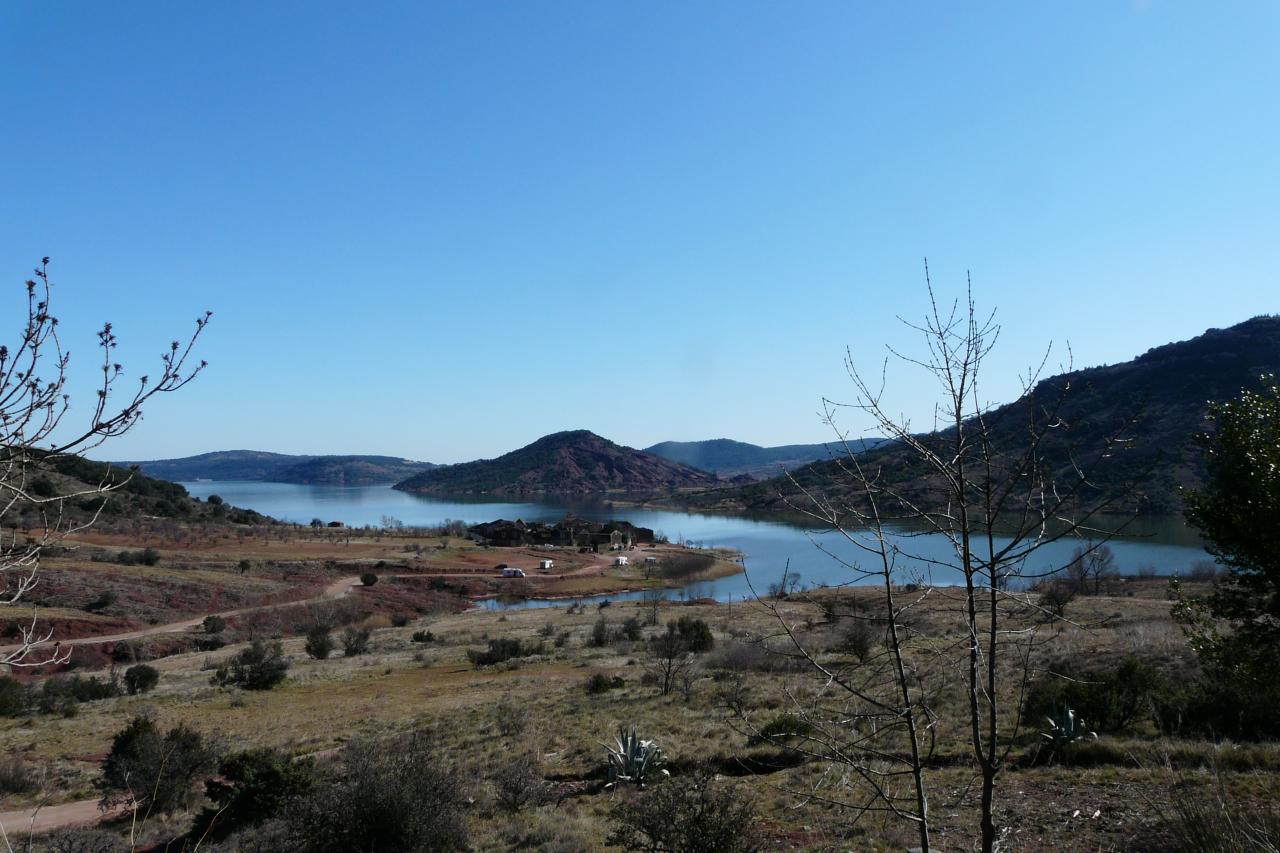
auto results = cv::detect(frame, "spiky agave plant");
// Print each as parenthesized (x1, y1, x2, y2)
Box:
(604, 726, 669, 788)
(1041, 705, 1098, 751)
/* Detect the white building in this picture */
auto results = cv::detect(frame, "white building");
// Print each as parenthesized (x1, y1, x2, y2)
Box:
(539, 559, 554, 570)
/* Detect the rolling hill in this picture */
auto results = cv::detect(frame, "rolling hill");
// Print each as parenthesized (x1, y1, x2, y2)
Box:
(394, 430, 721, 496)
(670, 315, 1280, 516)
(645, 437, 888, 479)
(116, 451, 436, 486)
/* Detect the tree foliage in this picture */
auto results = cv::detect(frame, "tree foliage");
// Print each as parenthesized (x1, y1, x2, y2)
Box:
(99, 715, 217, 815)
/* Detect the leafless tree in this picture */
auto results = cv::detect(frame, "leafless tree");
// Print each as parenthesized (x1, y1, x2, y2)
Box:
(1, 258, 209, 669)
(744, 268, 1138, 853)
(1066, 541, 1117, 594)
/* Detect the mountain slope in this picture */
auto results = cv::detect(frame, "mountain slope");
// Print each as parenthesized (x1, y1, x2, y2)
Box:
(673, 316, 1280, 515)
(394, 430, 720, 496)
(645, 438, 887, 479)
(117, 451, 435, 485)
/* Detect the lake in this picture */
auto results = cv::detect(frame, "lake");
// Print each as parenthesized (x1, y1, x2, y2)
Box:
(182, 481, 1209, 608)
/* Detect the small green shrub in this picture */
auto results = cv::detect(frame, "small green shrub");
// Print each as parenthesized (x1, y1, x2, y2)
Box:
(212, 639, 289, 690)
(609, 772, 762, 852)
(748, 713, 817, 747)
(305, 627, 334, 660)
(99, 715, 217, 815)
(360, 572, 378, 587)
(197, 747, 317, 836)
(411, 630, 435, 643)
(586, 673, 625, 694)
(203, 615, 227, 634)
(124, 664, 160, 695)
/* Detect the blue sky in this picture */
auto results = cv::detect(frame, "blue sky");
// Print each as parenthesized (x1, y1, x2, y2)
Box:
(1, 2, 1276, 463)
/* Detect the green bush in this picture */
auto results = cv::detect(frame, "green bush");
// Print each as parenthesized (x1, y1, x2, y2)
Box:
(123, 664, 160, 695)
(212, 639, 289, 690)
(1024, 656, 1167, 733)
(99, 715, 217, 815)
(411, 630, 435, 643)
(0, 676, 26, 717)
(748, 713, 817, 747)
(203, 615, 227, 634)
(279, 732, 469, 852)
(305, 627, 334, 660)
(197, 747, 317, 837)
(586, 673, 625, 694)
(467, 638, 541, 667)
(674, 616, 715, 653)
(360, 572, 378, 587)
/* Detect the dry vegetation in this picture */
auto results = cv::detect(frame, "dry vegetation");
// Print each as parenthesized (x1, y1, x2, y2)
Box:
(3, 537, 1275, 851)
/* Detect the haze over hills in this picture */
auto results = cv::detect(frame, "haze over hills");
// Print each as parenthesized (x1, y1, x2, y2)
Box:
(672, 315, 1280, 516)
(394, 430, 723, 497)
(116, 450, 436, 486)
(645, 438, 889, 479)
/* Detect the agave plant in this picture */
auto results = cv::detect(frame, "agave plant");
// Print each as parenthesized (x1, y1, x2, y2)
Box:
(604, 726, 669, 788)
(1041, 705, 1098, 750)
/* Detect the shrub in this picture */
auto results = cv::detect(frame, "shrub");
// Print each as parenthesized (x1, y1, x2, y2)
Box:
(491, 753, 549, 813)
(123, 664, 160, 695)
(1157, 775, 1280, 852)
(1156, 675, 1280, 741)
(468, 638, 540, 667)
(621, 615, 643, 642)
(411, 630, 435, 644)
(748, 713, 817, 747)
(590, 616, 611, 647)
(586, 672, 626, 694)
(305, 627, 334, 660)
(0, 675, 26, 717)
(197, 747, 317, 837)
(0, 754, 34, 794)
(279, 732, 469, 852)
(341, 626, 371, 656)
(1025, 656, 1167, 733)
(203, 615, 227, 634)
(609, 772, 762, 853)
(1037, 581, 1077, 618)
(212, 639, 289, 690)
(86, 590, 118, 613)
(360, 572, 378, 587)
(99, 715, 217, 815)
(44, 827, 124, 853)
(674, 616, 714, 653)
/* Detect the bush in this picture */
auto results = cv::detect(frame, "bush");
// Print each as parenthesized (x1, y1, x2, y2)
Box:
(44, 827, 124, 853)
(1157, 776, 1280, 852)
(621, 616, 643, 642)
(468, 638, 541, 667)
(609, 772, 762, 853)
(279, 732, 469, 852)
(590, 616, 611, 647)
(203, 615, 227, 634)
(491, 753, 549, 813)
(123, 664, 160, 695)
(197, 747, 317, 837)
(305, 626, 334, 660)
(674, 616, 715, 653)
(360, 572, 378, 587)
(99, 715, 217, 815)
(748, 713, 817, 747)
(212, 639, 289, 690)
(412, 630, 435, 643)
(0, 754, 34, 794)
(341, 626, 371, 656)
(1024, 656, 1167, 733)
(586, 672, 625, 694)
(0, 675, 26, 717)
(1157, 674, 1280, 741)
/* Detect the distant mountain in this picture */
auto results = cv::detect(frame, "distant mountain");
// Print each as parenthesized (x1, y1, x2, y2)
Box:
(394, 430, 721, 496)
(117, 450, 435, 486)
(645, 438, 888, 479)
(671, 316, 1280, 515)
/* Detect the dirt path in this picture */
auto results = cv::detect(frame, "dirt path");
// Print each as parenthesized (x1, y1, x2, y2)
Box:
(0, 575, 366, 655)
(0, 799, 126, 838)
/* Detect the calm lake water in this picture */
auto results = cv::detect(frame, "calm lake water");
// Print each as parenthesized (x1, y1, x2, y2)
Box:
(183, 481, 1208, 608)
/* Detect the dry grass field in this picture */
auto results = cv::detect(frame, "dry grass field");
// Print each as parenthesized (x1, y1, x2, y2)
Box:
(2, 520, 1277, 852)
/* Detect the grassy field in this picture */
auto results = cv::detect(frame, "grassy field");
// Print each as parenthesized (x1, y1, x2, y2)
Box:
(3, 525, 1278, 853)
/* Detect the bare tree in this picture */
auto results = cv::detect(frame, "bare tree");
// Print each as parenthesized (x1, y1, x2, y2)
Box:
(1, 259, 209, 668)
(746, 268, 1138, 853)
(1066, 541, 1117, 594)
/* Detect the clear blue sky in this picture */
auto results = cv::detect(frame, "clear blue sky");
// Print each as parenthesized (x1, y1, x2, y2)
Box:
(1, 2, 1276, 463)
